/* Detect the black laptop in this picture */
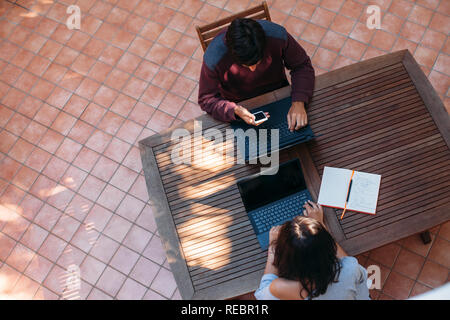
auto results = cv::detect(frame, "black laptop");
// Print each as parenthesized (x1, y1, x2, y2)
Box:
(237, 159, 312, 250)
(230, 97, 315, 161)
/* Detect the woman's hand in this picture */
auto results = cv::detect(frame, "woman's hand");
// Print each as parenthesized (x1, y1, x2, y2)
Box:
(268, 225, 281, 261)
(265, 225, 280, 274)
(269, 225, 281, 244)
(303, 200, 324, 225)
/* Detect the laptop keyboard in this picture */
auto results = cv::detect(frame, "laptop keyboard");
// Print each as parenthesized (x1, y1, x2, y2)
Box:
(264, 123, 314, 143)
(231, 96, 316, 161)
(241, 125, 314, 160)
(249, 190, 312, 234)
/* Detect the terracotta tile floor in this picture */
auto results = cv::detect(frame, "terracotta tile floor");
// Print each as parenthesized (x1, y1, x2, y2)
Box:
(0, 0, 449, 300)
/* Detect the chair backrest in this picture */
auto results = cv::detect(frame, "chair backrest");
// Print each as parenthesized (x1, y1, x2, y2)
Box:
(195, 1, 271, 52)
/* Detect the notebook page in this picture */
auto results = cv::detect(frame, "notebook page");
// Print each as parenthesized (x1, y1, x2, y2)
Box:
(318, 167, 352, 209)
(346, 171, 381, 214)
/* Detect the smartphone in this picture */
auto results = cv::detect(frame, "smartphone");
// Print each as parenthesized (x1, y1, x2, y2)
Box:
(253, 111, 268, 125)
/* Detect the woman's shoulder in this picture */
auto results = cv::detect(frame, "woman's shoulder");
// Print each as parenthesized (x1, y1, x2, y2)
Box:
(340, 256, 359, 266)
(338, 256, 367, 281)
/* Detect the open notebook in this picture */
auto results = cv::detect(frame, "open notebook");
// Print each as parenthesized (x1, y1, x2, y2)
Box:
(318, 166, 382, 215)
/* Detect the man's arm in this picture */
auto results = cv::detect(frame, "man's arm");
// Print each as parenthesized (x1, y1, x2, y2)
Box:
(282, 32, 315, 103)
(282, 32, 315, 131)
(198, 62, 258, 124)
(197, 62, 238, 122)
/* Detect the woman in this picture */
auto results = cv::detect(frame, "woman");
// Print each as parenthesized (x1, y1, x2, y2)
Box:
(255, 201, 370, 300)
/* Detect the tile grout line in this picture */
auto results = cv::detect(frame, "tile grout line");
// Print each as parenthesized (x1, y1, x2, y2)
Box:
(308, 0, 347, 71)
(1, 1, 192, 130)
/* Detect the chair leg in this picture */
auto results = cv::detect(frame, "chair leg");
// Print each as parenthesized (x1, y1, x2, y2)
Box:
(420, 230, 432, 244)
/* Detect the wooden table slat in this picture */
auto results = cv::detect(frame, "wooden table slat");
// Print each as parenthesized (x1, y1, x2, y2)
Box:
(186, 238, 260, 267)
(183, 227, 257, 259)
(192, 256, 268, 286)
(312, 114, 433, 158)
(190, 252, 266, 278)
(310, 64, 406, 104)
(346, 203, 450, 239)
(193, 263, 265, 291)
(164, 165, 253, 195)
(182, 225, 255, 253)
(308, 76, 411, 110)
(344, 195, 450, 238)
(156, 136, 237, 168)
(169, 188, 240, 211)
(320, 134, 442, 174)
(313, 124, 441, 168)
(176, 208, 247, 236)
(308, 85, 417, 124)
(312, 62, 404, 96)
(179, 218, 252, 245)
(179, 216, 251, 242)
(344, 171, 450, 228)
(174, 198, 243, 222)
(310, 96, 423, 144)
(351, 145, 449, 185)
(165, 169, 258, 203)
(188, 248, 262, 275)
(171, 191, 242, 216)
(311, 63, 406, 97)
(311, 106, 433, 161)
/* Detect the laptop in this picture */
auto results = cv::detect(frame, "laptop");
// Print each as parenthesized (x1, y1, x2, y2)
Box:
(230, 97, 316, 161)
(237, 158, 313, 250)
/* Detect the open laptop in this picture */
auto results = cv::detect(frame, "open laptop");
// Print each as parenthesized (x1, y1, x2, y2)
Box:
(237, 158, 313, 250)
(230, 97, 316, 161)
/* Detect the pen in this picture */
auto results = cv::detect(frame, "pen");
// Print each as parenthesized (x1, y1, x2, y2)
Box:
(341, 170, 355, 220)
(346, 180, 353, 203)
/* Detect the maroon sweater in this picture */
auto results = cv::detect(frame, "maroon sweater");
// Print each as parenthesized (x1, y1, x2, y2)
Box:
(198, 20, 315, 122)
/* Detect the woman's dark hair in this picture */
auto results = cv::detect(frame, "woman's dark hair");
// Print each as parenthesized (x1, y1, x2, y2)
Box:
(225, 18, 266, 66)
(272, 216, 341, 299)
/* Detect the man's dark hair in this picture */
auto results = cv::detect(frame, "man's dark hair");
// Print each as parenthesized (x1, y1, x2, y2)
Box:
(272, 216, 341, 299)
(225, 18, 266, 66)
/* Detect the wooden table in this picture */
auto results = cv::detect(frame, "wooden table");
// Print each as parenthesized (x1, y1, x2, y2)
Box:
(139, 50, 450, 300)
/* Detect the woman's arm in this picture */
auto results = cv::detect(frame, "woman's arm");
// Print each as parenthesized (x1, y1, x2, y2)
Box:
(255, 227, 280, 300)
(270, 278, 305, 300)
(263, 226, 280, 275)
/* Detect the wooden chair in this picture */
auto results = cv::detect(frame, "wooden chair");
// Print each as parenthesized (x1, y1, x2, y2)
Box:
(195, 1, 271, 52)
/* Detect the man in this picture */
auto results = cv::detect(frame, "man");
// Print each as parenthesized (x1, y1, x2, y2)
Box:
(198, 18, 315, 131)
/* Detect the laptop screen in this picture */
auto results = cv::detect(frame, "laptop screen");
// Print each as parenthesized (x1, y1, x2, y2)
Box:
(237, 159, 307, 212)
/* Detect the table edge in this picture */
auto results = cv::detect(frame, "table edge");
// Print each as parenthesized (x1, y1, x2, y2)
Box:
(340, 205, 450, 255)
(139, 143, 195, 299)
(401, 50, 450, 148)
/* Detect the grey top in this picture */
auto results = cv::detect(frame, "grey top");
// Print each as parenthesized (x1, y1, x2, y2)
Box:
(254, 256, 370, 300)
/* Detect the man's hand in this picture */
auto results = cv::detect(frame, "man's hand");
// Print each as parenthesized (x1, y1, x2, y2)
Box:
(234, 106, 270, 126)
(303, 200, 324, 225)
(287, 101, 307, 132)
(235, 105, 255, 125)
